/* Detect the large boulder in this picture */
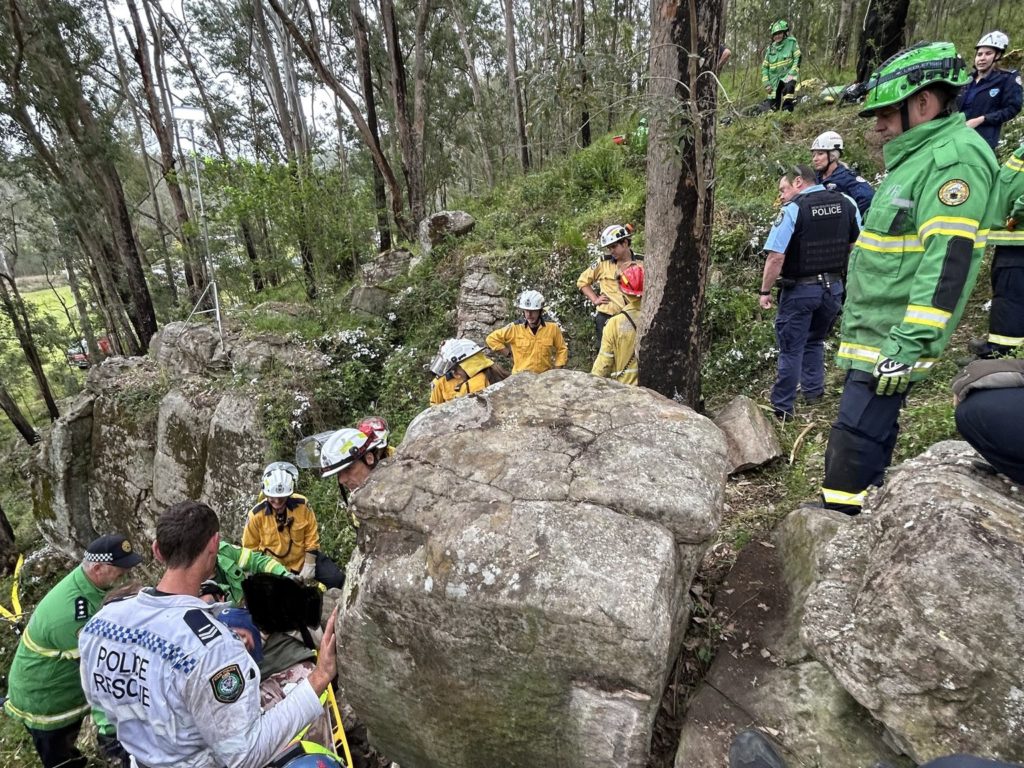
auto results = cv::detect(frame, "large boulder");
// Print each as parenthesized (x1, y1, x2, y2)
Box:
(149, 321, 228, 375)
(231, 335, 331, 373)
(712, 395, 782, 474)
(362, 248, 413, 284)
(801, 440, 1024, 763)
(456, 255, 508, 342)
(348, 286, 393, 319)
(339, 370, 728, 768)
(416, 210, 476, 261)
(152, 387, 220, 509)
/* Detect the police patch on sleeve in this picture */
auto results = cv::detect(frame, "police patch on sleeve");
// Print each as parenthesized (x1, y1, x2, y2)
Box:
(184, 609, 222, 646)
(74, 596, 89, 622)
(210, 664, 245, 704)
(773, 210, 784, 227)
(938, 179, 970, 206)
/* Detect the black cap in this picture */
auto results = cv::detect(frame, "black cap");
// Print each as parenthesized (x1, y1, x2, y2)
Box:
(84, 534, 143, 569)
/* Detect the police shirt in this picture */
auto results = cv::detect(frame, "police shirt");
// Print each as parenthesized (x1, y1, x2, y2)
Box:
(79, 589, 323, 768)
(763, 184, 863, 254)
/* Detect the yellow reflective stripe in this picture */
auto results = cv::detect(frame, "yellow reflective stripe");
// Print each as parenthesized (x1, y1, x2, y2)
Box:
(838, 342, 880, 363)
(821, 487, 866, 506)
(990, 231, 1024, 244)
(856, 232, 923, 252)
(599, 351, 614, 358)
(918, 216, 979, 243)
(1007, 156, 1024, 172)
(237, 547, 252, 570)
(4, 699, 91, 727)
(21, 628, 80, 660)
(903, 304, 951, 329)
(610, 367, 638, 378)
(987, 333, 1024, 346)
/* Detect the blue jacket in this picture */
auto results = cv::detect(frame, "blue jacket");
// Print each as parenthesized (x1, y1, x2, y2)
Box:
(959, 68, 1023, 149)
(818, 164, 874, 218)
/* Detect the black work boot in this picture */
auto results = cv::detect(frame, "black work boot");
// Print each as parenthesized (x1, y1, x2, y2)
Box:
(729, 729, 787, 768)
(967, 338, 993, 358)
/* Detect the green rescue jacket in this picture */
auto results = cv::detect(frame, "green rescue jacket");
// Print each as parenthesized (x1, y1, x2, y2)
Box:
(988, 146, 1024, 247)
(761, 36, 800, 89)
(837, 113, 998, 379)
(215, 541, 289, 606)
(4, 566, 106, 729)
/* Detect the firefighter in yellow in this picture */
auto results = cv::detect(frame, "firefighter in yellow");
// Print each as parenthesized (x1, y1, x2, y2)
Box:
(428, 338, 504, 405)
(577, 224, 639, 341)
(591, 263, 644, 385)
(486, 290, 568, 374)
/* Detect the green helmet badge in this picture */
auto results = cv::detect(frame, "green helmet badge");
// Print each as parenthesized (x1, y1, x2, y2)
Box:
(859, 41, 969, 117)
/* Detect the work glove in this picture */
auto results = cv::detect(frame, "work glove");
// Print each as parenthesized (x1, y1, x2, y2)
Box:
(1007, 217, 1018, 232)
(873, 357, 913, 396)
(951, 358, 1024, 401)
(299, 552, 317, 581)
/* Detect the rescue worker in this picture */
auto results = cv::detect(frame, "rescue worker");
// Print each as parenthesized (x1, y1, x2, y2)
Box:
(577, 224, 639, 341)
(242, 467, 345, 588)
(758, 164, 860, 419)
(486, 290, 569, 374)
(79, 500, 339, 768)
(428, 338, 505, 406)
(819, 42, 999, 514)
(591, 262, 644, 385)
(958, 31, 1022, 149)
(967, 144, 1024, 358)
(5, 534, 141, 768)
(319, 425, 391, 495)
(214, 540, 291, 605)
(809, 131, 875, 216)
(953, 358, 1024, 485)
(761, 20, 800, 112)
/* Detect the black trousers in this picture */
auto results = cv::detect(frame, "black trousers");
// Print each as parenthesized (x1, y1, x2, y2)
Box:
(955, 386, 1024, 485)
(984, 250, 1024, 356)
(773, 79, 796, 111)
(26, 721, 88, 768)
(313, 550, 346, 590)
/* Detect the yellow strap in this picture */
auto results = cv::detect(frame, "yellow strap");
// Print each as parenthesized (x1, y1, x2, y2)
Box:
(322, 684, 354, 768)
(0, 554, 25, 623)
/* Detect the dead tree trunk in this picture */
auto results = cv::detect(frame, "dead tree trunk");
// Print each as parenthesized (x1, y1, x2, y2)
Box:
(638, 0, 722, 407)
(574, 0, 591, 147)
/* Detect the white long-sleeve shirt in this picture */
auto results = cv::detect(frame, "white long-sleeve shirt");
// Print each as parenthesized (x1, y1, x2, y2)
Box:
(79, 589, 322, 768)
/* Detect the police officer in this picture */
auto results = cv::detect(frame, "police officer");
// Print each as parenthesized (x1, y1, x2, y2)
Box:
(577, 224, 639, 342)
(758, 164, 859, 419)
(819, 42, 999, 514)
(591, 262, 644, 385)
(5, 534, 142, 768)
(761, 20, 800, 112)
(958, 31, 1022, 149)
(809, 131, 875, 217)
(486, 290, 569, 374)
(968, 144, 1024, 358)
(79, 500, 339, 768)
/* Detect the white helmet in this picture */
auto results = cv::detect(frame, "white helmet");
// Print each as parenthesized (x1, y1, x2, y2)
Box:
(810, 131, 843, 152)
(262, 467, 295, 498)
(263, 461, 299, 482)
(517, 290, 545, 311)
(429, 338, 484, 376)
(599, 224, 631, 248)
(319, 428, 372, 478)
(976, 31, 1009, 52)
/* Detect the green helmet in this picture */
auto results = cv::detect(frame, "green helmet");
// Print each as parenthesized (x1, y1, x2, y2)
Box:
(769, 20, 789, 35)
(859, 42, 969, 117)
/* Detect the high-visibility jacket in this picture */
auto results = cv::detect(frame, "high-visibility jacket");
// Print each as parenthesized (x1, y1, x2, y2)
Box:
(576, 258, 636, 316)
(836, 113, 998, 380)
(429, 351, 494, 405)
(5, 566, 108, 729)
(486, 317, 568, 374)
(214, 541, 289, 606)
(242, 494, 319, 573)
(988, 146, 1024, 248)
(591, 298, 641, 385)
(761, 36, 800, 90)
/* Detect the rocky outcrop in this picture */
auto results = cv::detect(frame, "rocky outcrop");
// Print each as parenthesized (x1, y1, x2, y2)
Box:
(361, 248, 412, 284)
(456, 255, 508, 342)
(416, 210, 476, 262)
(801, 441, 1024, 763)
(338, 370, 728, 768)
(712, 395, 782, 474)
(349, 286, 392, 318)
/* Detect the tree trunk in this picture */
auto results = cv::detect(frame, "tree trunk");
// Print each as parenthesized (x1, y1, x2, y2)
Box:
(0, 384, 39, 446)
(348, 0, 394, 249)
(0, 270, 60, 422)
(503, 0, 530, 171)
(0, 500, 17, 574)
(452, 4, 495, 188)
(856, 0, 910, 83)
(833, 0, 856, 69)
(574, 0, 591, 147)
(638, 0, 722, 407)
(62, 250, 100, 363)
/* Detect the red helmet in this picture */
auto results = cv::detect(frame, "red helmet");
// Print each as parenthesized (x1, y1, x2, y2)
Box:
(355, 416, 390, 450)
(619, 263, 644, 296)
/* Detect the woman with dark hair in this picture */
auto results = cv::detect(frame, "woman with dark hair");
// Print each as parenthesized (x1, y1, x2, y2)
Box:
(959, 31, 1022, 149)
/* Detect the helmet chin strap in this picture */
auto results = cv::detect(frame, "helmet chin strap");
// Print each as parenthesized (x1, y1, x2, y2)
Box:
(900, 100, 911, 133)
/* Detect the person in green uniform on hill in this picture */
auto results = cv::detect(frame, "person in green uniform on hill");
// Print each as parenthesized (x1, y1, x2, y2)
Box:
(819, 42, 999, 514)
(4, 534, 142, 768)
(761, 20, 800, 112)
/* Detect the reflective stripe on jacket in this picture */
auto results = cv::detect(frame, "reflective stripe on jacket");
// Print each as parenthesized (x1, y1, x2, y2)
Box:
(591, 299, 641, 385)
(837, 113, 998, 379)
(761, 36, 800, 89)
(486, 318, 568, 374)
(988, 146, 1024, 246)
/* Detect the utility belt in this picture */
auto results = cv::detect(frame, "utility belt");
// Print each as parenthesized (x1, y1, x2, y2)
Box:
(777, 272, 841, 289)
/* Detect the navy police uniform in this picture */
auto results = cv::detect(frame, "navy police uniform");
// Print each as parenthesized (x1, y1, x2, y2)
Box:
(818, 164, 874, 217)
(958, 67, 1023, 148)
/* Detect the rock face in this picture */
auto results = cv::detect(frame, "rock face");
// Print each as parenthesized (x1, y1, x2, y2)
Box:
(349, 286, 393, 318)
(416, 210, 476, 261)
(712, 395, 782, 474)
(28, 327, 326, 555)
(361, 248, 412, 284)
(801, 441, 1024, 763)
(456, 255, 508, 342)
(339, 370, 728, 768)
